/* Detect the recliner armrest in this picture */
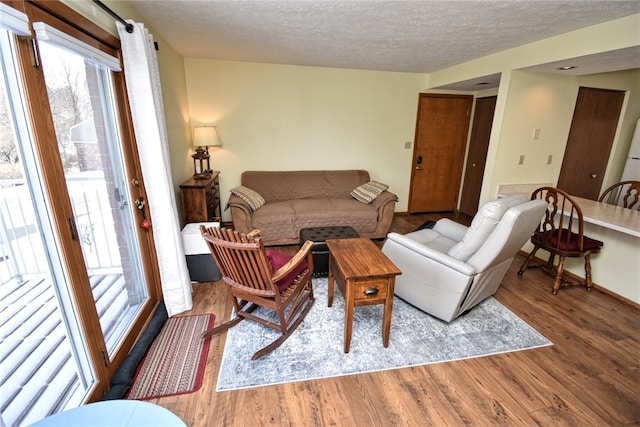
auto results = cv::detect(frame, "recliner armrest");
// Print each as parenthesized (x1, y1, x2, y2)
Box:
(385, 232, 476, 276)
(433, 218, 468, 242)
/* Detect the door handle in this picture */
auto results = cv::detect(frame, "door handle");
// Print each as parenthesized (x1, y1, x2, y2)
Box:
(134, 197, 152, 230)
(134, 197, 146, 211)
(416, 155, 423, 165)
(114, 188, 128, 210)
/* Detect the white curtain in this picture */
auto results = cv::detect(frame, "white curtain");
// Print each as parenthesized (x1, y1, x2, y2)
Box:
(116, 21, 192, 317)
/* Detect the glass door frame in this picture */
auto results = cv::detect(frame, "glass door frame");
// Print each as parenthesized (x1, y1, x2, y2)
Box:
(11, 0, 163, 400)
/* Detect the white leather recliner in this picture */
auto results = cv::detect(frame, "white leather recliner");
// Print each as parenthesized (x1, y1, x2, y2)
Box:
(382, 195, 547, 322)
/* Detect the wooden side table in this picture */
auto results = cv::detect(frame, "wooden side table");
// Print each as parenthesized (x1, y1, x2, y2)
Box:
(326, 238, 401, 353)
(179, 172, 220, 224)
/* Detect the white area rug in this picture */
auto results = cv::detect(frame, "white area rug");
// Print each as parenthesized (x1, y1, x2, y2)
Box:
(217, 278, 552, 391)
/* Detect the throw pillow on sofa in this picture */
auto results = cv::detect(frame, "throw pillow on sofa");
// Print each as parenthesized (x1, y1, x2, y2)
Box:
(351, 181, 389, 204)
(230, 185, 265, 211)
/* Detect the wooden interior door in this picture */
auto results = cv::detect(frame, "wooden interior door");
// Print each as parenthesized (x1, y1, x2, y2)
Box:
(459, 96, 497, 216)
(408, 93, 473, 213)
(557, 87, 625, 200)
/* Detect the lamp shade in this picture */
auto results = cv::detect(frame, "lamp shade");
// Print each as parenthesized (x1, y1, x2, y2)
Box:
(193, 126, 221, 148)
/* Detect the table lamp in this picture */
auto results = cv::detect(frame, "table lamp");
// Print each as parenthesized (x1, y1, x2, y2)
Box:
(192, 126, 220, 179)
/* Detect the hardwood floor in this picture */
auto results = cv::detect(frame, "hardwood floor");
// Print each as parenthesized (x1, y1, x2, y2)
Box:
(151, 213, 639, 426)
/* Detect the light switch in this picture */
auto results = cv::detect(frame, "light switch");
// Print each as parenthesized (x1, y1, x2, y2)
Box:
(532, 128, 540, 140)
(547, 155, 553, 165)
(519, 155, 525, 165)
(404, 141, 412, 149)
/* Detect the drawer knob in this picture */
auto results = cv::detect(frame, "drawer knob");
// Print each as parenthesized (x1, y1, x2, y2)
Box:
(364, 288, 379, 296)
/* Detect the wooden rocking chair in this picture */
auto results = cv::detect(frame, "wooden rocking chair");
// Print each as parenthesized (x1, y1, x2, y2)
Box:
(199, 226, 315, 360)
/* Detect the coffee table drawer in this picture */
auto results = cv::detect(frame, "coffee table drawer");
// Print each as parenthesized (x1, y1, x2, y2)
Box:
(353, 278, 388, 304)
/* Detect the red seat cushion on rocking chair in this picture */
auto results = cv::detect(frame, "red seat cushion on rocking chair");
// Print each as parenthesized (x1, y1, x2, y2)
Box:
(266, 250, 308, 291)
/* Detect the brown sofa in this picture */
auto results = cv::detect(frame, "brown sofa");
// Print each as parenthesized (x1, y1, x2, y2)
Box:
(228, 170, 398, 246)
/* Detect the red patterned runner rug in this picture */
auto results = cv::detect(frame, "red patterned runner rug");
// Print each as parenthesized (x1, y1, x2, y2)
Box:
(127, 314, 215, 400)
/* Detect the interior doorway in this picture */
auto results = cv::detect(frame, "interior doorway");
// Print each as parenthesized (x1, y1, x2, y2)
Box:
(408, 93, 473, 213)
(557, 87, 626, 200)
(459, 96, 497, 216)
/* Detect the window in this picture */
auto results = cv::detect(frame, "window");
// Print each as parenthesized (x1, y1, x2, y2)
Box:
(1, 23, 96, 427)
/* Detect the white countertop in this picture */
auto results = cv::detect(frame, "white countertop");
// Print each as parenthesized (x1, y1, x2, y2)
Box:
(497, 188, 640, 238)
(571, 195, 640, 238)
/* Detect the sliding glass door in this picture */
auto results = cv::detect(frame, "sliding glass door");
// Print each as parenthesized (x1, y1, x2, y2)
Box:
(36, 28, 149, 356)
(0, 2, 161, 425)
(0, 27, 95, 427)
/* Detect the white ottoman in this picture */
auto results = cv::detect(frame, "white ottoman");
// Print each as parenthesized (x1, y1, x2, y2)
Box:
(182, 222, 222, 282)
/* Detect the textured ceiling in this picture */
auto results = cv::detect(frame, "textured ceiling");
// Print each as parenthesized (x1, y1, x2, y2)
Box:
(128, 0, 640, 88)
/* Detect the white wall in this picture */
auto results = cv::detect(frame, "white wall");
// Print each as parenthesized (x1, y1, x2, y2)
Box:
(481, 68, 640, 203)
(426, 13, 640, 205)
(183, 58, 640, 223)
(484, 71, 577, 198)
(185, 59, 427, 221)
(428, 14, 640, 91)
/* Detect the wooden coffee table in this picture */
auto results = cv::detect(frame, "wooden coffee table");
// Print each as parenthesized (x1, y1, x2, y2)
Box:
(326, 238, 401, 353)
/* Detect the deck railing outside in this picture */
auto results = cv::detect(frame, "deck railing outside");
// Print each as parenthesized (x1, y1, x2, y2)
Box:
(0, 174, 122, 286)
(0, 174, 130, 426)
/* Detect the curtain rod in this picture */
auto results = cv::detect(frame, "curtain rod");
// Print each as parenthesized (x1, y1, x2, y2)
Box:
(92, 0, 134, 33)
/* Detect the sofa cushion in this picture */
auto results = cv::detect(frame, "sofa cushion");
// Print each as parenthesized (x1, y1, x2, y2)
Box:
(351, 181, 389, 203)
(250, 201, 297, 241)
(230, 185, 265, 211)
(293, 198, 379, 232)
(447, 194, 529, 261)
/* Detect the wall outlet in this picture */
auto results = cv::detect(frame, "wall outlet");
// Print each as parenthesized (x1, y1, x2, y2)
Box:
(519, 155, 525, 165)
(404, 141, 412, 149)
(547, 155, 553, 165)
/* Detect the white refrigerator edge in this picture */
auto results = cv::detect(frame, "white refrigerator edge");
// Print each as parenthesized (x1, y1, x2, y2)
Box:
(621, 118, 640, 181)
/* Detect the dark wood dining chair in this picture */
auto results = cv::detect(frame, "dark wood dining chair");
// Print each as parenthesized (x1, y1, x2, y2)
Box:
(518, 187, 603, 294)
(598, 180, 640, 210)
(199, 226, 315, 360)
